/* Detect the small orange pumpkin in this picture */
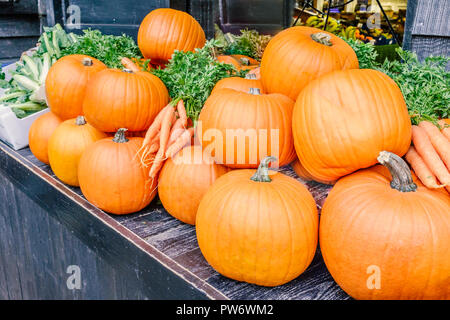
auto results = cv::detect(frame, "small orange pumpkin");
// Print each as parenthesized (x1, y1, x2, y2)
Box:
(48, 116, 107, 186)
(196, 156, 319, 286)
(78, 128, 157, 215)
(198, 87, 296, 168)
(158, 146, 229, 225)
(320, 151, 450, 299)
(211, 73, 264, 95)
(138, 8, 206, 65)
(45, 55, 107, 120)
(261, 26, 358, 100)
(217, 54, 260, 71)
(28, 111, 62, 164)
(82, 68, 169, 132)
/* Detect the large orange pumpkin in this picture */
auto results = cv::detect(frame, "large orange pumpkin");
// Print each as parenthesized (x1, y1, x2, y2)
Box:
(292, 68, 411, 183)
(48, 116, 107, 186)
(198, 87, 296, 168)
(291, 159, 335, 185)
(28, 111, 62, 164)
(261, 26, 358, 100)
(45, 55, 107, 120)
(78, 128, 157, 215)
(82, 68, 169, 132)
(196, 156, 319, 286)
(138, 8, 206, 65)
(320, 151, 450, 300)
(158, 145, 229, 225)
(211, 73, 264, 95)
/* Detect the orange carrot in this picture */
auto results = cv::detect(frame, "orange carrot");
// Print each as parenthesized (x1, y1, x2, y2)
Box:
(176, 99, 188, 127)
(418, 121, 450, 169)
(142, 104, 170, 147)
(149, 106, 174, 178)
(438, 120, 450, 141)
(405, 146, 445, 189)
(412, 125, 450, 186)
(165, 127, 194, 158)
(121, 57, 140, 73)
(167, 118, 185, 146)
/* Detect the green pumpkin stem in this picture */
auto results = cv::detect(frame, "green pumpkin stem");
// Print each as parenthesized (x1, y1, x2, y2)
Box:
(311, 32, 332, 46)
(251, 156, 278, 182)
(377, 151, 417, 192)
(75, 116, 86, 126)
(113, 128, 129, 143)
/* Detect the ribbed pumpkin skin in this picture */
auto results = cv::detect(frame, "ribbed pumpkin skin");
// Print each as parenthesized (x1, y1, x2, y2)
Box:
(320, 165, 450, 300)
(261, 26, 358, 100)
(28, 112, 62, 164)
(138, 8, 206, 64)
(158, 146, 229, 225)
(211, 77, 264, 95)
(48, 118, 107, 186)
(292, 69, 411, 183)
(291, 159, 336, 185)
(196, 169, 319, 286)
(82, 69, 169, 132)
(78, 136, 157, 215)
(198, 88, 296, 168)
(45, 55, 106, 120)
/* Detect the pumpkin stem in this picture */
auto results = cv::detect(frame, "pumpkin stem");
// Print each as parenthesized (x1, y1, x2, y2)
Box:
(75, 116, 86, 126)
(311, 32, 332, 46)
(248, 88, 261, 95)
(377, 151, 417, 192)
(251, 156, 277, 182)
(239, 57, 250, 66)
(113, 128, 129, 143)
(122, 68, 134, 73)
(82, 57, 93, 66)
(245, 73, 257, 80)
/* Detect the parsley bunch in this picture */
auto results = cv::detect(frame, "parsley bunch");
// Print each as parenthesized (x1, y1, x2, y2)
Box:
(62, 29, 142, 69)
(152, 40, 243, 122)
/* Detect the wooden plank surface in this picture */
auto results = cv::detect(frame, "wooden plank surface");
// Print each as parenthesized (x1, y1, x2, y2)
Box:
(411, 0, 450, 37)
(0, 141, 350, 300)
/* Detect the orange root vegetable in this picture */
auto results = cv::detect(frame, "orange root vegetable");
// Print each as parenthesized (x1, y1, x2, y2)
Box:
(418, 121, 450, 169)
(176, 99, 188, 127)
(120, 57, 140, 73)
(405, 146, 445, 188)
(149, 106, 174, 178)
(165, 127, 194, 158)
(412, 125, 450, 186)
(438, 120, 450, 141)
(167, 118, 185, 145)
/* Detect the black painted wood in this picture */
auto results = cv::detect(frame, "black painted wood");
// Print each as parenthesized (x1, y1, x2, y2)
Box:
(0, 141, 350, 300)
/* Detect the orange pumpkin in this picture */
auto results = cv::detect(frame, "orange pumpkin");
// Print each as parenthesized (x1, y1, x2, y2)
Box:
(196, 156, 319, 286)
(198, 87, 296, 168)
(138, 8, 206, 65)
(28, 111, 62, 164)
(82, 68, 169, 132)
(211, 73, 264, 95)
(217, 54, 259, 71)
(291, 159, 335, 185)
(48, 116, 107, 186)
(45, 55, 107, 120)
(78, 128, 157, 215)
(320, 151, 450, 299)
(261, 26, 358, 100)
(292, 69, 411, 183)
(158, 146, 229, 225)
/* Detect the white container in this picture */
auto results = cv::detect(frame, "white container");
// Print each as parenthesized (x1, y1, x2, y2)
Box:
(0, 60, 49, 150)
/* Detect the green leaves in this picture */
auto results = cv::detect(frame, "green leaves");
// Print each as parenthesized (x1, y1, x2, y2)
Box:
(152, 40, 243, 122)
(62, 29, 142, 69)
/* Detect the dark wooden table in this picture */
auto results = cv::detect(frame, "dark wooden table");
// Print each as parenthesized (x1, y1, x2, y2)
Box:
(0, 141, 350, 300)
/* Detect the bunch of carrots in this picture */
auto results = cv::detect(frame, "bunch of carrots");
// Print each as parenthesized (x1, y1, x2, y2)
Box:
(121, 57, 195, 179)
(405, 119, 450, 193)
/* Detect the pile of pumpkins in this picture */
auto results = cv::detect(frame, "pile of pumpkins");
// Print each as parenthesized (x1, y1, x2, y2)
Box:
(27, 8, 449, 300)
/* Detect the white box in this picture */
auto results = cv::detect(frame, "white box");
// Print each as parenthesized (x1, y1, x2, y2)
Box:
(0, 60, 49, 150)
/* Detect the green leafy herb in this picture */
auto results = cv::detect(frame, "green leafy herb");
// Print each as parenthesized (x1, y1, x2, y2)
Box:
(152, 40, 244, 122)
(62, 29, 143, 69)
(344, 38, 380, 69)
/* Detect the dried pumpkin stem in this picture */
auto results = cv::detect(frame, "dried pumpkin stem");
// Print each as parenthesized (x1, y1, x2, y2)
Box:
(248, 87, 261, 95)
(75, 116, 86, 126)
(113, 128, 129, 143)
(311, 32, 332, 46)
(251, 156, 277, 182)
(82, 57, 93, 66)
(122, 68, 134, 73)
(245, 73, 257, 80)
(377, 151, 417, 192)
(239, 57, 250, 66)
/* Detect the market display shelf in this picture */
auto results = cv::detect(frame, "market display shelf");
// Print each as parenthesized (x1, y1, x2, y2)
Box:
(0, 141, 350, 300)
